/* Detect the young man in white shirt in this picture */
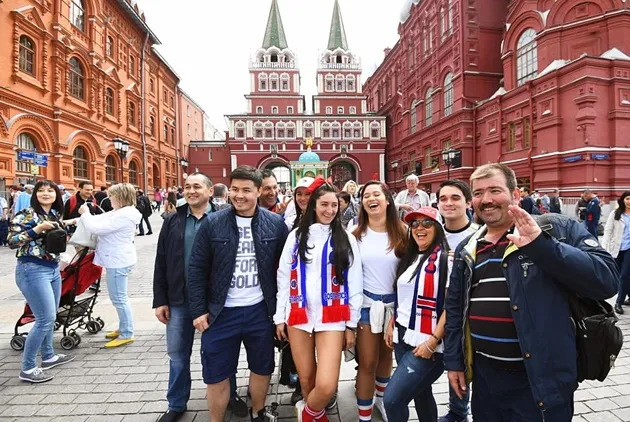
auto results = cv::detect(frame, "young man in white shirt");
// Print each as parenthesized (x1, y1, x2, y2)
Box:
(437, 179, 478, 422)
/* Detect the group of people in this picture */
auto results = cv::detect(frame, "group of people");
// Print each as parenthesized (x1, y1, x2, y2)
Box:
(150, 163, 619, 422)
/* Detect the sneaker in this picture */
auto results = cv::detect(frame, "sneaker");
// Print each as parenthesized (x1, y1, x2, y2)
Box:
(228, 394, 249, 418)
(438, 413, 468, 422)
(249, 407, 266, 422)
(147, 231, 153, 235)
(41, 354, 76, 370)
(19, 367, 53, 383)
(374, 396, 388, 422)
(105, 337, 134, 348)
(138, 233, 145, 236)
(624, 299, 630, 306)
(105, 330, 120, 339)
(291, 383, 303, 405)
(615, 304, 624, 315)
(158, 410, 185, 422)
(295, 400, 306, 422)
(325, 391, 337, 411)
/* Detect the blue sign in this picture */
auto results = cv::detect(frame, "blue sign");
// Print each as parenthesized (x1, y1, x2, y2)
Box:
(591, 153, 609, 161)
(34, 154, 48, 167)
(18, 151, 34, 161)
(563, 155, 583, 163)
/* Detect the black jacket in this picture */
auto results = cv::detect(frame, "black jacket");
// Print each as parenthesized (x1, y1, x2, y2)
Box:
(152, 203, 215, 308)
(187, 206, 289, 322)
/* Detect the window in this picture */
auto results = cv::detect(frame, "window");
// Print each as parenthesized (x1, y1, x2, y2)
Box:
(259, 74, 268, 91)
(16, 133, 36, 174)
(440, 7, 446, 38)
(149, 116, 155, 136)
(523, 117, 531, 148)
(323, 128, 331, 138)
(332, 127, 340, 138)
(423, 27, 429, 56)
(354, 128, 361, 138)
(163, 88, 167, 104)
(105, 155, 116, 183)
(187, 105, 190, 117)
(70, 0, 85, 32)
(163, 124, 168, 142)
(287, 106, 294, 114)
(187, 124, 191, 136)
(336, 76, 345, 91)
(448, 0, 454, 34)
(443, 73, 454, 116)
(272, 106, 279, 114)
(344, 127, 352, 138)
(347, 76, 355, 92)
(170, 95, 174, 108)
(410, 100, 418, 134)
(305, 128, 313, 138)
(149, 78, 154, 93)
(287, 127, 294, 138)
(106, 36, 114, 58)
(277, 128, 285, 138)
(425, 88, 433, 126)
(129, 56, 136, 76)
(237, 128, 245, 138)
(68, 57, 84, 100)
(326, 106, 333, 114)
(129, 161, 138, 185)
(326, 75, 334, 92)
(73, 146, 89, 179)
(19, 36, 35, 75)
(281, 74, 290, 91)
(255, 128, 263, 138)
(256, 106, 263, 114)
(349, 106, 356, 114)
(265, 128, 273, 138)
(508, 122, 516, 151)
(337, 107, 344, 114)
(516, 29, 538, 86)
(270, 74, 279, 91)
(171, 128, 175, 145)
(424, 147, 432, 168)
(105, 88, 114, 115)
(371, 123, 380, 138)
(128, 102, 136, 126)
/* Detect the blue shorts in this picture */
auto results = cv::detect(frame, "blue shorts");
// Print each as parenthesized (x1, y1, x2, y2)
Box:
(200, 301, 275, 385)
(359, 290, 396, 325)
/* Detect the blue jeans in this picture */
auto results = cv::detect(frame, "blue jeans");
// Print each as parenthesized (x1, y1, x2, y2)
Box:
(15, 261, 61, 371)
(105, 266, 134, 338)
(166, 304, 238, 412)
(446, 384, 470, 419)
(584, 221, 598, 238)
(616, 250, 630, 305)
(384, 334, 445, 422)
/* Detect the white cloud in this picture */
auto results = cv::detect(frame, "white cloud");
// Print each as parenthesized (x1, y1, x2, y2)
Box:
(137, 0, 402, 133)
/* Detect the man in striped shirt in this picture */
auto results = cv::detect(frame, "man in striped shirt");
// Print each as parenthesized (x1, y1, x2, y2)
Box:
(443, 163, 618, 422)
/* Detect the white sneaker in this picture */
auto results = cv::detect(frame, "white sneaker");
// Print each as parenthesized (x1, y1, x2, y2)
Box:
(295, 400, 306, 422)
(374, 396, 388, 422)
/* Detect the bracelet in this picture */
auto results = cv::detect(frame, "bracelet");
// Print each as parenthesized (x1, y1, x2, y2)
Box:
(431, 334, 442, 344)
(424, 341, 436, 354)
(346, 327, 357, 332)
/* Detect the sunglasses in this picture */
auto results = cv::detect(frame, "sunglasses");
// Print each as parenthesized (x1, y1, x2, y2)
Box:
(411, 219, 436, 229)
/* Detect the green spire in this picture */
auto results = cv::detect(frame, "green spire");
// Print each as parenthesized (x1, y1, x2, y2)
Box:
(262, 0, 288, 50)
(327, 0, 349, 51)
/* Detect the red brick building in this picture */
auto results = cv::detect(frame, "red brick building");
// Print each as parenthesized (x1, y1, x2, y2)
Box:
(364, 0, 630, 202)
(190, 0, 387, 188)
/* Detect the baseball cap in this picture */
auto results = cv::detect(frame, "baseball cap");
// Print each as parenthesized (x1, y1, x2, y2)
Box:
(294, 177, 315, 190)
(404, 206, 443, 226)
(58, 185, 65, 190)
(24, 184, 35, 190)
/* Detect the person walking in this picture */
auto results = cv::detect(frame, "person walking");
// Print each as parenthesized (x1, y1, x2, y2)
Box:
(444, 164, 618, 421)
(136, 190, 153, 236)
(394, 175, 430, 220)
(78, 183, 142, 348)
(0, 194, 9, 246)
(275, 180, 363, 422)
(188, 166, 289, 422)
(603, 191, 630, 315)
(584, 189, 601, 238)
(549, 189, 563, 214)
(352, 181, 407, 422)
(382, 207, 450, 422)
(8, 180, 76, 383)
(154, 188, 164, 213)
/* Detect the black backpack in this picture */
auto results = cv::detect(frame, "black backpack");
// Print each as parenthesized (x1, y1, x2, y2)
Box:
(536, 215, 623, 382)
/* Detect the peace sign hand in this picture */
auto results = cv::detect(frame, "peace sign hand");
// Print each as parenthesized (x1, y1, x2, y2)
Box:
(506, 205, 542, 248)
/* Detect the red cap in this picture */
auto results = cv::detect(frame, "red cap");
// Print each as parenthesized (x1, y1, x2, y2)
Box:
(404, 206, 443, 226)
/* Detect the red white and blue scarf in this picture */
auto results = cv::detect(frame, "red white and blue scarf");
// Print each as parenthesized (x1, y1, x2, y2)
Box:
(288, 236, 350, 326)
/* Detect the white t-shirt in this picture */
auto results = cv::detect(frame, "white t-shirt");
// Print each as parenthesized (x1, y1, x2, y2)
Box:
(357, 227, 400, 295)
(225, 216, 264, 307)
(445, 221, 479, 250)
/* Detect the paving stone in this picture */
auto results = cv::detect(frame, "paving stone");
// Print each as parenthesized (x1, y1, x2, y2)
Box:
(582, 411, 623, 421)
(35, 404, 79, 417)
(108, 392, 144, 403)
(104, 402, 144, 414)
(0, 404, 42, 417)
(585, 398, 619, 412)
(6, 393, 46, 405)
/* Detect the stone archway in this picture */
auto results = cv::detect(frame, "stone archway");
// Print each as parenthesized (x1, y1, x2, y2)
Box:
(329, 161, 357, 191)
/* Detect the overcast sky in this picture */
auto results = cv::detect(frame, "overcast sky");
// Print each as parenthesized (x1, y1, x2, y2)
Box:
(137, 0, 403, 133)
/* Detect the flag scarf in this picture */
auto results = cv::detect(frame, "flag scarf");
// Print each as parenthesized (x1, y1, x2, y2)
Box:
(288, 236, 350, 326)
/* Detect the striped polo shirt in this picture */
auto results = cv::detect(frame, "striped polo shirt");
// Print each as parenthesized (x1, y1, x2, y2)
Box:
(469, 230, 524, 368)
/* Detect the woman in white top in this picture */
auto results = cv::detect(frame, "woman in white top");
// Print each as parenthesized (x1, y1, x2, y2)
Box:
(275, 180, 363, 422)
(285, 177, 314, 231)
(383, 207, 451, 422)
(602, 191, 630, 314)
(352, 181, 407, 422)
(79, 184, 142, 348)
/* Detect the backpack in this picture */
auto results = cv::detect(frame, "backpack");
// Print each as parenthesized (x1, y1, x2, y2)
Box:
(536, 214, 623, 382)
(68, 195, 96, 216)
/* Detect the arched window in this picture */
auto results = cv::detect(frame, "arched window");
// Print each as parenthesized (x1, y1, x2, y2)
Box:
(336, 75, 345, 92)
(105, 155, 116, 183)
(236, 122, 246, 139)
(423, 26, 429, 56)
(346, 75, 355, 92)
(128, 101, 136, 126)
(337, 106, 344, 114)
(326, 106, 333, 114)
(276, 122, 286, 139)
(105, 88, 114, 115)
(73, 146, 89, 179)
(163, 124, 168, 142)
(270, 73, 279, 91)
(410, 100, 418, 134)
(322, 122, 331, 138)
(343, 122, 353, 139)
(256, 106, 263, 114)
(443, 73, 454, 116)
(271, 106, 279, 114)
(370, 122, 381, 139)
(353, 122, 363, 139)
(425, 88, 433, 126)
(106, 36, 114, 58)
(19, 36, 35, 75)
(325, 75, 334, 92)
(304, 122, 314, 139)
(129, 161, 138, 186)
(281, 74, 290, 91)
(516, 28, 538, 86)
(149, 116, 155, 136)
(254, 122, 263, 139)
(448, 0, 454, 34)
(70, 0, 86, 32)
(170, 128, 175, 145)
(264, 123, 274, 139)
(332, 122, 341, 138)
(68, 57, 84, 100)
(259, 73, 268, 91)
(440, 7, 446, 38)
(129, 56, 136, 77)
(15, 133, 36, 174)
(287, 123, 296, 139)
(149, 78, 154, 93)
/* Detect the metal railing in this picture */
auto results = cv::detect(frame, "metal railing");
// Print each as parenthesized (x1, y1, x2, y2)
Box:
(249, 62, 296, 69)
(319, 63, 361, 70)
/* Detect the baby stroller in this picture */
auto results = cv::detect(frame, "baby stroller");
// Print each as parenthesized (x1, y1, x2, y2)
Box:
(10, 248, 105, 351)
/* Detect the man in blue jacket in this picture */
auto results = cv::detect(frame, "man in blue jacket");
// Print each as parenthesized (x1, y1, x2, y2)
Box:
(444, 163, 618, 421)
(584, 189, 601, 238)
(188, 165, 289, 422)
(152, 173, 246, 422)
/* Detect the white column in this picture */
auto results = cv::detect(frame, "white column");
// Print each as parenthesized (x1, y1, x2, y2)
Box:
(379, 154, 385, 181)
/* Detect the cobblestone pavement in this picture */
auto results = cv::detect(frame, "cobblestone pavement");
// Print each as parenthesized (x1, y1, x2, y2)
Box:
(0, 214, 629, 421)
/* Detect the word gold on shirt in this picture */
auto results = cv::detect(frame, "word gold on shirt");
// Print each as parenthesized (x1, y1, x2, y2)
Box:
(232, 225, 259, 289)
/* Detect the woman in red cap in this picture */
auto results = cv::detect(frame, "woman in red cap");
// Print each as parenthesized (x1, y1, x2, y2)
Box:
(275, 179, 363, 422)
(383, 206, 451, 422)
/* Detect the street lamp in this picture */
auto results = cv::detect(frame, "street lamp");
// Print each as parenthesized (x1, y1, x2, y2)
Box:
(113, 137, 129, 183)
(179, 158, 189, 184)
(441, 148, 458, 180)
(391, 161, 399, 194)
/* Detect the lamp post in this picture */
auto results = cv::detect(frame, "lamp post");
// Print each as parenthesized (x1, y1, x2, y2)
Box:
(179, 158, 189, 184)
(441, 148, 458, 180)
(113, 137, 129, 184)
(391, 161, 399, 194)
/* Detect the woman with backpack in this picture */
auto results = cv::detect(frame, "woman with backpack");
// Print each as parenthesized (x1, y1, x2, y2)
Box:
(8, 180, 77, 383)
(383, 207, 451, 422)
(275, 180, 363, 422)
(79, 183, 142, 347)
(603, 191, 630, 315)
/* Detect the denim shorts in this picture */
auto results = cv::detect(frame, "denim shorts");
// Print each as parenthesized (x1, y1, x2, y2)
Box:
(200, 301, 275, 385)
(359, 290, 396, 325)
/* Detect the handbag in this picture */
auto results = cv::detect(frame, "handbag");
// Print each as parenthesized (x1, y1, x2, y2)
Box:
(44, 225, 68, 254)
(69, 217, 97, 249)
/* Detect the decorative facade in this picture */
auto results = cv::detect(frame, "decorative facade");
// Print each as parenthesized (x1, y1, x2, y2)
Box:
(364, 0, 630, 202)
